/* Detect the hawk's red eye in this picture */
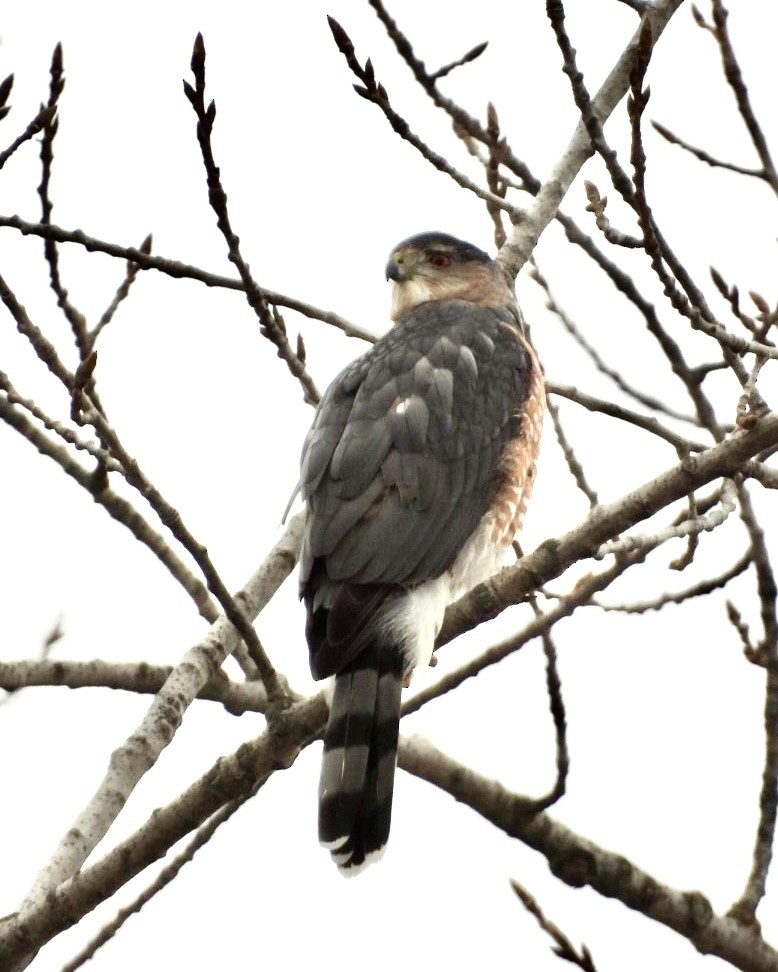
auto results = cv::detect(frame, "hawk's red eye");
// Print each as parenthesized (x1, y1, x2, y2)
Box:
(427, 251, 451, 268)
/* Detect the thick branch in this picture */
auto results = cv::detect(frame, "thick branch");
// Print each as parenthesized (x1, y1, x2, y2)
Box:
(400, 736, 778, 972)
(0, 691, 327, 968)
(440, 413, 778, 644)
(17, 513, 303, 913)
(497, 0, 685, 280)
(0, 659, 266, 715)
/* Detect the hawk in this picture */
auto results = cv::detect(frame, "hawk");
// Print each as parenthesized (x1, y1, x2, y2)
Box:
(299, 231, 544, 873)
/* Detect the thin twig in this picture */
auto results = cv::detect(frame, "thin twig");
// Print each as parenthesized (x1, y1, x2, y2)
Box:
(546, 396, 599, 507)
(0, 271, 72, 386)
(728, 484, 778, 923)
(75, 398, 287, 704)
(529, 259, 692, 424)
(0, 371, 121, 471)
(60, 790, 258, 972)
(595, 476, 737, 559)
(88, 233, 153, 351)
(37, 44, 90, 359)
(710, 267, 762, 338)
(485, 102, 509, 248)
(0, 393, 216, 620)
(736, 356, 769, 431)
(511, 880, 598, 971)
(327, 18, 517, 217)
(522, 594, 570, 812)
(727, 601, 759, 665)
(595, 550, 751, 613)
(0, 215, 373, 342)
(554, 212, 720, 430)
(547, 382, 709, 454)
(652, 120, 763, 179)
(708, 0, 778, 194)
(668, 492, 699, 570)
(366, 0, 542, 195)
(429, 40, 488, 83)
(583, 179, 643, 248)
(0, 104, 56, 170)
(184, 34, 319, 405)
(410, 556, 642, 715)
(625, 35, 760, 408)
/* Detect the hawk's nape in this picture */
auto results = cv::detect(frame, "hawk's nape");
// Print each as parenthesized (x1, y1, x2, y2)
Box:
(299, 231, 545, 873)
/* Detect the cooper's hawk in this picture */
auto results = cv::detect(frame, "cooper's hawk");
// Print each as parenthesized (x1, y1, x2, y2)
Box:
(299, 231, 544, 873)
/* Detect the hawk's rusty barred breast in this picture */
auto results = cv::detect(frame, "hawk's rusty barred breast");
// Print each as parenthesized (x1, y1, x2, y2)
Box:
(299, 231, 544, 873)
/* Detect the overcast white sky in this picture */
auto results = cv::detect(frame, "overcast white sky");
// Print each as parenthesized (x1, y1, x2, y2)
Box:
(1, 2, 777, 970)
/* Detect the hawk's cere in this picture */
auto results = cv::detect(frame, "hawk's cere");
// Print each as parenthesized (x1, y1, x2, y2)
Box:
(299, 231, 545, 873)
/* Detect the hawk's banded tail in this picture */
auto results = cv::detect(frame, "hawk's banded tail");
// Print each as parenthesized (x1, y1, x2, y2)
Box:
(318, 640, 403, 872)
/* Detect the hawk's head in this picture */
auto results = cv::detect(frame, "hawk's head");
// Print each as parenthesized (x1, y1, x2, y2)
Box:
(385, 231, 515, 322)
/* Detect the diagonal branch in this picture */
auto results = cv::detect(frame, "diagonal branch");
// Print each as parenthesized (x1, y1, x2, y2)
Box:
(440, 413, 778, 645)
(0, 215, 373, 343)
(184, 34, 320, 406)
(76, 399, 286, 700)
(400, 736, 778, 972)
(59, 790, 258, 971)
(16, 513, 304, 917)
(4, 418, 777, 967)
(652, 120, 764, 178)
(326, 17, 516, 216)
(496, 0, 685, 281)
(511, 880, 598, 971)
(0, 689, 327, 970)
(0, 393, 216, 621)
(547, 382, 710, 453)
(707, 0, 778, 194)
(0, 104, 55, 170)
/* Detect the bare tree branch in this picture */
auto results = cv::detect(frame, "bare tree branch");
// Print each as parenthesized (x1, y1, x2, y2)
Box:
(183, 34, 320, 406)
(729, 485, 778, 924)
(1, 689, 327, 969)
(511, 880, 598, 971)
(401, 736, 778, 972)
(497, 0, 685, 280)
(0, 394, 217, 621)
(707, 0, 778, 194)
(652, 120, 764, 178)
(326, 17, 518, 216)
(0, 215, 372, 343)
(440, 413, 778, 646)
(547, 382, 710, 453)
(16, 514, 303, 916)
(0, 659, 266, 715)
(59, 790, 257, 972)
(594, 549, 751, 613)
(2, 4, 777, 966)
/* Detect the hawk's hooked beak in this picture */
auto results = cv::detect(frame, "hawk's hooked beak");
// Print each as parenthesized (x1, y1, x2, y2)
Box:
(386, 250, 411, 282)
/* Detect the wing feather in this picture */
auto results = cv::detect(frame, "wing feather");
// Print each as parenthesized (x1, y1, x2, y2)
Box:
(301, 300, 530, 605)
